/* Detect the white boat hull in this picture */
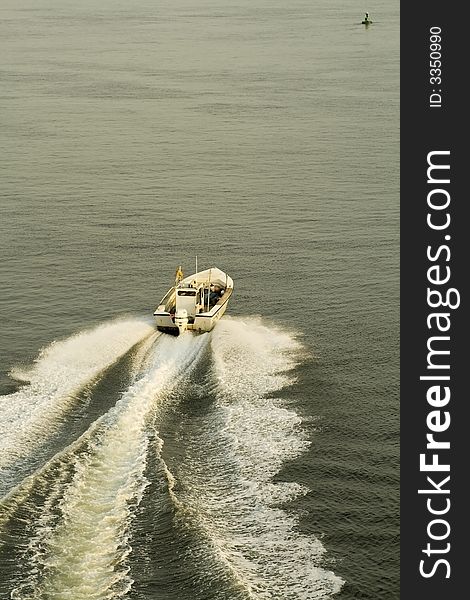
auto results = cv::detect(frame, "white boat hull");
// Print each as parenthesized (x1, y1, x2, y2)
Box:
(154, 298, 230, 334)
(153, 267, 233, 335)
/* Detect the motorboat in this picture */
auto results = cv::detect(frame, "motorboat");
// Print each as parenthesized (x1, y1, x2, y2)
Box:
(153, 265, 233, 335)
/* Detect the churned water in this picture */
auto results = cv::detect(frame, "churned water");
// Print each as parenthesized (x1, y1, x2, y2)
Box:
(0, 1, 399, 598)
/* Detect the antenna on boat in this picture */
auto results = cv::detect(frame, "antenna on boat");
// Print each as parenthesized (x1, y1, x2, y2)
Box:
(195, 255, 198, 276)
(207, 268, 212, 312)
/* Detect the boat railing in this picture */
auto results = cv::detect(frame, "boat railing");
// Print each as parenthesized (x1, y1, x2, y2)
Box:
(159, 287, 176, 310)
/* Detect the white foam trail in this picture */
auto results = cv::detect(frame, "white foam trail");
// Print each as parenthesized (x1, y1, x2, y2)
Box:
(190, 317, 344, 598)
(0, 318, 154, 473)
(11, 332, 207, 600)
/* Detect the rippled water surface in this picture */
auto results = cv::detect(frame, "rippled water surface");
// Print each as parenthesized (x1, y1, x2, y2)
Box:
(0, 1, 399, 598)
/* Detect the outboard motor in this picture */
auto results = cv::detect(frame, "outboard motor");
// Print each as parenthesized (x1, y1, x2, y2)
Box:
(174, 309, 189, 334)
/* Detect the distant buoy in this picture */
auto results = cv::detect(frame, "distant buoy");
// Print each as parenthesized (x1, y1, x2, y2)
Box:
(362, 12, 372, 24)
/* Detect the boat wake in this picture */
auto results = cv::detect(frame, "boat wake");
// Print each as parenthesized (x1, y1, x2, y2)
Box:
(1, 316, 344, 599)
(154, 317, 344, 599)
(0, 318, 154, 494)
(9, 332, 208, 600)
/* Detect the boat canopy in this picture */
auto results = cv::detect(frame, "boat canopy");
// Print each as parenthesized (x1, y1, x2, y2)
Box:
(180, 267, 233, 290)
